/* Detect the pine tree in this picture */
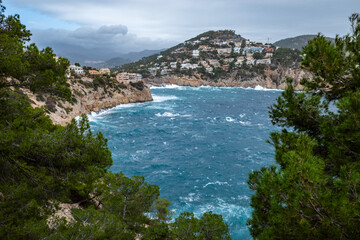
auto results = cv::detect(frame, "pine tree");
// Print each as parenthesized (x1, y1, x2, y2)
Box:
(247, 14, 360, 239)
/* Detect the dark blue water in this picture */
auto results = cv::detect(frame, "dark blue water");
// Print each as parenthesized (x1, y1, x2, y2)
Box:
(88, 85, 282, 239)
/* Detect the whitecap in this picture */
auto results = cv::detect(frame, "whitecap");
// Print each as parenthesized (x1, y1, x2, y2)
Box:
(179, 193, 200, 203)
(150, 84, 182, 89)
(225, 117, 236, 122)
(241, 85, 284, 91)
(152, 95, 179, 102)
(239, 121, 251, 126)
(203, 181, 229, 188)
(155, 112, 191, 118)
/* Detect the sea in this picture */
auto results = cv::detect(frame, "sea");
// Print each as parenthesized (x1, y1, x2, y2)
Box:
(88, 85, 282, 239)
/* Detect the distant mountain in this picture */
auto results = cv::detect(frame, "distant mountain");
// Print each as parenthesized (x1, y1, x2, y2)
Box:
(274, 35, 334, 50)
(90, 57, 132, 69)
(87, 49, 164, 68)
(121, 49, 165, 62)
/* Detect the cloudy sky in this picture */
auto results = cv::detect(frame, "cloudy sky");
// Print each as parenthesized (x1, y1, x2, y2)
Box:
(5, 0, 360, 63)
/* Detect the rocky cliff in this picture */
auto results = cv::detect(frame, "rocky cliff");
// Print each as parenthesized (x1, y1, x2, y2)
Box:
(23, 80, 153, 126)
(146, 66, 312, 90)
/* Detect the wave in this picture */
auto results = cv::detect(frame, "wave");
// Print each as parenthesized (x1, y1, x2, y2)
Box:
(242, 85, 283, 91)
(203, 181, 229, 188)
(155, 112, 191, 118)
(179, 192, 200, 203)
(225, 117, 252, 126)
(152, 95, 179, 102)
(172, 198, 252, 238)
(150, 84, 183, 89)
(225, 117, 236, 122)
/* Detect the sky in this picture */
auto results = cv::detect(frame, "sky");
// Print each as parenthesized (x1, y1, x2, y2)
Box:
(4, 0, 360, 63)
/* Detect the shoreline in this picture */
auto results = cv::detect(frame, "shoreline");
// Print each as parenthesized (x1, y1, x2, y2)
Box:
(148, 83, 284, 91)
(23, 81, 153, 126)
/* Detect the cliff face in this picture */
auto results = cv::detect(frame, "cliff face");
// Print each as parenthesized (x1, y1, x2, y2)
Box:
(23, 81, 153, 126)
(146, 67, 311, 90)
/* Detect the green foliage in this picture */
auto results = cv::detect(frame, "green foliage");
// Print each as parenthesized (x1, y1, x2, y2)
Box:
(248, 14, 360, 239)
(130, 81, 145, 91)
(272, 48, 301, 67)
(0, 2, 230, 239)
(0, 1, 71, 100)
(253, 51, 265, 60)
(172, 211, 231, 240)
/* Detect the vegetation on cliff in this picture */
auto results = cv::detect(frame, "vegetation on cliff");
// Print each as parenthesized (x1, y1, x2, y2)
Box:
(248, 14, 360, 239)
(0, 1, 230, 239)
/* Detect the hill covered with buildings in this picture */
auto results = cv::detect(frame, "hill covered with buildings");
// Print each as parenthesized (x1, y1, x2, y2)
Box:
(114, 30, 312, 89)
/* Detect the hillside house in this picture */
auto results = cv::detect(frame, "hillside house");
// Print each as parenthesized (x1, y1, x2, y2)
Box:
(199, 45, 211, 51)
(244, 47, 264, 53)
(116, 72, 142, 83)
(247, 59, 255, 65)
(256, 59, 271, 65)
(235, 56, 245, 65)
(234, 47, 241, 53)
(181, 63, 198, 70)
(192, 50, 200, 57)
(224, 58, 234, 63)
(99, 68, 111, 75)
(206, 67, 213, 72)
(68, 65, 84, 75)
(221, 65, 229, 71)
(170, 62, 178, 69)
(208, 59, 220, 67)
(217, 48, 232, 54)
(88, 70, 101, 76)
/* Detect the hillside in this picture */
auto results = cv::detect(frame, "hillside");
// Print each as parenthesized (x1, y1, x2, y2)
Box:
(274, 34, 334, 50)
(115, 30, 312, 89)
(21, 78, 153, 126)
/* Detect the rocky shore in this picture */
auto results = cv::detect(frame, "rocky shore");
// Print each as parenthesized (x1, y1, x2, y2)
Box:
(145, 66, 311, 90)
(23, 81, 153, 126)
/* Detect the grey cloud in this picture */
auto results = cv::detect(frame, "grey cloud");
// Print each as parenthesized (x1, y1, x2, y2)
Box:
(8, 0, 360, 61)
(9, 0, 360, 43)
(98, 25, 128, 35)
(30, 25, 175, 64)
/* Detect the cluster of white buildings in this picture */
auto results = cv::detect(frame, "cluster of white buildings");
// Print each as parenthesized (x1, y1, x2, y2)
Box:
(116, 72, 142, 83)
(67, 65, 111, 78)
(149, 35, 275, 76)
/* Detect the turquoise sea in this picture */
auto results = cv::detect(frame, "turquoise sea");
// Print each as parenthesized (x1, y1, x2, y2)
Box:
(88, 85, 282, 239)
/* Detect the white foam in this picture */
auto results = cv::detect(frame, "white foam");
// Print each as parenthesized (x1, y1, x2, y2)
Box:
(155, 112, 191, 118)
(172, 198, 252, 224)
(150, 84, 182, 89)
(242, 85, 283, 91)
(239, 113, 246, 118)
(152, 95, 179, 102)
(86, 101, 146, 122)
(225, 117, 236, 122)
(203, 181, 229, 188)
(239, 121, 252, 126)
(179, 193, 200, 203)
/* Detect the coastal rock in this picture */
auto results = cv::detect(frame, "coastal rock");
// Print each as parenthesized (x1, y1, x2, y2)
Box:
(145, 67, 312, 90)
(24, 81, 153, 126)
